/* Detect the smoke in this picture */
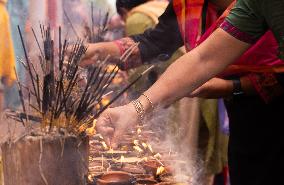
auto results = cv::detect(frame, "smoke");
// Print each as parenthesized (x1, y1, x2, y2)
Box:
(144, 98, 207, 185)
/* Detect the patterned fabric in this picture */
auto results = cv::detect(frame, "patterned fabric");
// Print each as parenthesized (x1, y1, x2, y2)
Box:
(173, 0, 204, 50)
(113, 37, 142, 70)
(114, 1, 170, 71)
(173, 0, 218, 51)
(248, 73, 284, 103)
(220, 20, 256, 44)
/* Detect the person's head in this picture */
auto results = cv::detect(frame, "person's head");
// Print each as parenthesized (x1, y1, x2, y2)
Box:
(116, 0, 148, 20)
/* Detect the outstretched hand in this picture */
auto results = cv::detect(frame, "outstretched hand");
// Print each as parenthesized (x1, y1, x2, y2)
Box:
(79, 44, 101, 67)
(96, 103, 139, 148)
(76, 42, 121, 67)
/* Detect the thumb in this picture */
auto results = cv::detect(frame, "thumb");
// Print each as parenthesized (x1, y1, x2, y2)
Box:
(111, 131, 120, 149)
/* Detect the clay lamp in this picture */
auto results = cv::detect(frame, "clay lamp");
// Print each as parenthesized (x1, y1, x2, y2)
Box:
(96, 171, 136, 185)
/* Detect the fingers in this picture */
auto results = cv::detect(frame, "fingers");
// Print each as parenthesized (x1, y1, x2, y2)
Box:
(96, 105, 137, 149)
(101, 127, 114, 146)
(96, 113, 114, 146)
(79, 54, 99, 67)
(66, 43, 100, 68)
(111, 130, 121, 149)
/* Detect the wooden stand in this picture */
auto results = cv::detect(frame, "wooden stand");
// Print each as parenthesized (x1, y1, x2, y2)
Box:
(1, 135, 89, 185)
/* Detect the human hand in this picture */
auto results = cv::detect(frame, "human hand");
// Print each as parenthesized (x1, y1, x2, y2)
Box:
(96, 103, 139, 148)
(80, 41, 122, 68)
(79, 43, 102, 67)
(188, 78, 233, 99)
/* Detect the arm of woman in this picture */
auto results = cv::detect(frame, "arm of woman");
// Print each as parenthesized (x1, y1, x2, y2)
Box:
(96, 28, 250, 147)
(187, 76, 256, 99)
(80, 1, 183, 69)
(142, 28, 250, 107)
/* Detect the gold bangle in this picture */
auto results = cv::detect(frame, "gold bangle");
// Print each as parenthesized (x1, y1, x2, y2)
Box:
(141, 93, 154, 110)
(132, 99, 145, 125)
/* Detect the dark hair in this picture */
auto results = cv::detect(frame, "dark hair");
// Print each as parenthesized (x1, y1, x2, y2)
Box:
(116, 0, 147, 16)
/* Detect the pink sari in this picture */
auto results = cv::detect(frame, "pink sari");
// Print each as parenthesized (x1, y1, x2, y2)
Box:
(197, 1, 284, 76)
(197, 1, 284, 102)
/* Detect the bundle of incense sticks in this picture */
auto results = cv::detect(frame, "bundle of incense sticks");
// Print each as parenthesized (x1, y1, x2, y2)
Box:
(11, 25, 153, 136)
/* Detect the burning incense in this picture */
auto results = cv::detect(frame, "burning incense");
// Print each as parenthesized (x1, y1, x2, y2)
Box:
(13, 25, 143, 136)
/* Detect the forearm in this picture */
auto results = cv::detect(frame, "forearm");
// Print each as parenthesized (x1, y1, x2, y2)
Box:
(137, 29, 250, 111)
(90, 42, 121, 61)
(140, 49, 220, 109)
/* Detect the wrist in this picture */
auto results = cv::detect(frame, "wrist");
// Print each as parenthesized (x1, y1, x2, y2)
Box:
(113, 40, 126, 56)
(95, 42, 121, 60)
(130, 93, 155, 125)
(231, 78, 244, 96)
(138, 94, 154, 113)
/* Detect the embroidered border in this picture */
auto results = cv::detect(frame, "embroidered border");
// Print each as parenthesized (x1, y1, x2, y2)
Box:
(248, 73, 284, 103)
(220, 20, 257, 44)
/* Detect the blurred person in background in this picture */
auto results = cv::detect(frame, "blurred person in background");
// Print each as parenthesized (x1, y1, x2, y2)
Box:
(4, 0, 29, 109)
(115, 0, 184, 98)
(0, 0, 16, 111)
(90, 0, 284, 184)
(0, 0, 16, 183)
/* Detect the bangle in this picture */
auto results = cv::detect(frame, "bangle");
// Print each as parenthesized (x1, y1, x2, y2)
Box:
(132, 99, 145, 125)
(141, 93, 154, 110)
(113, 40, 126, 56)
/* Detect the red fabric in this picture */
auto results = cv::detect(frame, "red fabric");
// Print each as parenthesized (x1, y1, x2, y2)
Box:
(223, 166, 229, 185)
(197, 1, 284, 74)
(197, 0, 284, 102)
(113, 40, 126, 56)
(173, 0, 218, 51)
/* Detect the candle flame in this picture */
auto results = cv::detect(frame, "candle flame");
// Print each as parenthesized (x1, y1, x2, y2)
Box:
(120, 155, 125, 163)
(154, 153, 162, 159)
(133, 140, 139, 146)
(86, 119, 97, 136)
(156, 166, 165, 176)
(106, 64, 117, 73)
(88, 174, 94, 181)
(101, 98, 110, 107)
(101, 141, 109, 150)
(142, 142, 147, 149)
(133, 145, 143, 153)
(147, 143, 154, 153)
(109, 147, 114, 154)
